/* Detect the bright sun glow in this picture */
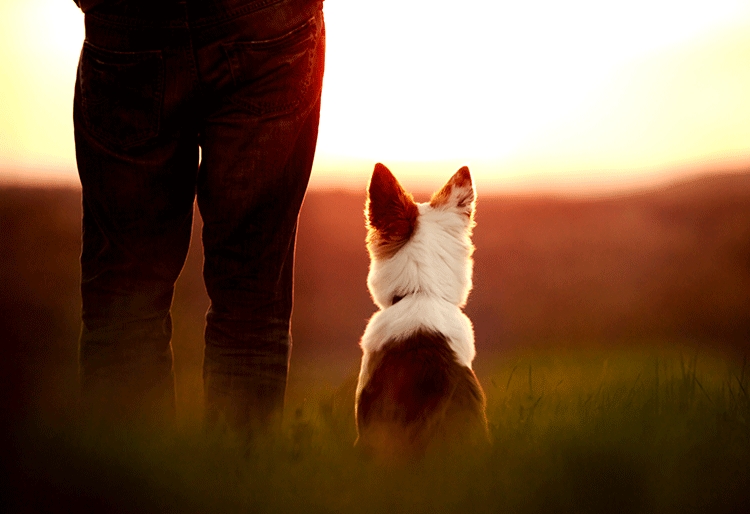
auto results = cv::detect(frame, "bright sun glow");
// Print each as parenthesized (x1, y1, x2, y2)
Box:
(314, 0, 750, 191)
(0, 0, 83, 181)
(319, 0, 745, 161)
(0, 0, 749, 192)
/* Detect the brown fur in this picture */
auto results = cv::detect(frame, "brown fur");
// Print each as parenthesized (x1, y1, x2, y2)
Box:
(365, 163, 419, 259)
(356, 330, 488, 462)
(429, 165, 474, 218)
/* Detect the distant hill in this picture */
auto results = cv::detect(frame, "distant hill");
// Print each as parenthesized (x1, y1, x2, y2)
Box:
(1, 172, 748, 422)
(293, 172, 750, 371)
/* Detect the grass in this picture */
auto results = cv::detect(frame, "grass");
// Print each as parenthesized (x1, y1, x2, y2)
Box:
(9, 347, 750, 514)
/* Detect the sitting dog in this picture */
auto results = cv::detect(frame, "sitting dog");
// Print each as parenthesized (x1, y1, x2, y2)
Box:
(355, 163, 488, 461)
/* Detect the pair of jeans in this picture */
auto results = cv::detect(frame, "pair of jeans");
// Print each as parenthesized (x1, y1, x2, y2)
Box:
(74, 0, 325, 432)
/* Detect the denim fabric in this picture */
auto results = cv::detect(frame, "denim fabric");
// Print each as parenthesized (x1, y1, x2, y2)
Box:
(74, 0, 325, 431)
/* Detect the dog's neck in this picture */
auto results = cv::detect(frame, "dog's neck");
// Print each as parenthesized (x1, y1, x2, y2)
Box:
(391, 293, 412, 305)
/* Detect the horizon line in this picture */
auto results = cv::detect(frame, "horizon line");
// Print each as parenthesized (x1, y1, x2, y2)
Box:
(2, 158, 749, 199)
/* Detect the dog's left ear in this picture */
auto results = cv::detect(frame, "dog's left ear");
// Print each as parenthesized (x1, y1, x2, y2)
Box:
(366, 163, 419, 255)
(429, 166, 475, 218)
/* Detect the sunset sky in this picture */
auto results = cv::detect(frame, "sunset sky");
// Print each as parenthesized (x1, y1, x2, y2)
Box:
(0, 0, 749, 194)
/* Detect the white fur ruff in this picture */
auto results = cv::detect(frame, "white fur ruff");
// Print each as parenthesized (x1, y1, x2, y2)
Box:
(367, 204, 474, 310)
(360, 296, 475, 365)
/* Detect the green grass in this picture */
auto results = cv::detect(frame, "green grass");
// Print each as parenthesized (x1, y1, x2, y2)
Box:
(11, 347, 750, 514)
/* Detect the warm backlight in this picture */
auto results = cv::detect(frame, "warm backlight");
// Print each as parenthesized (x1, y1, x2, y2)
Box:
(0, 0, 749, 193)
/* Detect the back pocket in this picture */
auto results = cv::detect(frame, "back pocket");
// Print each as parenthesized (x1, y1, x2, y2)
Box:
(222, 15, 319, 117)
(80, 42, 164, 150)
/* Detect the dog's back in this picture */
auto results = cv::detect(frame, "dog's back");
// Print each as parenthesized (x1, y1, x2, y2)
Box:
(355, 164, 488, 461)
(356, 329, 487, 460)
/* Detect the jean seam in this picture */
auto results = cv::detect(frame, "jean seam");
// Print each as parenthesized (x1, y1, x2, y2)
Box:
(190, 0, 285, 29)
(86, 11, 188, 30)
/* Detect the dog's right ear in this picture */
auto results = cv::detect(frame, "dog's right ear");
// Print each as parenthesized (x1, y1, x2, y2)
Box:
(366, 163, 419, 257)
(430, 166, 475, 219)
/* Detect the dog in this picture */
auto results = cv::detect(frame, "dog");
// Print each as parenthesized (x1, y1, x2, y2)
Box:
(355, 163, 488, 462)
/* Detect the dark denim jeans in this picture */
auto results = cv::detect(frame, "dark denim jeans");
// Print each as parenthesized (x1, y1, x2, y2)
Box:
(73, 0, 325, 432)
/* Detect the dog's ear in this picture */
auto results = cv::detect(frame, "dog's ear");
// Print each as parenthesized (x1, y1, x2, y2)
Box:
(366, 163, 419, 256)
(429, 166, 475, 218)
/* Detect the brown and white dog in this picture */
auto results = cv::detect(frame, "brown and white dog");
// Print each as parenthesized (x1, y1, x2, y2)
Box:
(355, 163, 488, 461)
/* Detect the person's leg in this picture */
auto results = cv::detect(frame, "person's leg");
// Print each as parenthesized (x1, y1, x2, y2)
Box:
(74, 2, 200, 425)
(191, 0, 325, 435)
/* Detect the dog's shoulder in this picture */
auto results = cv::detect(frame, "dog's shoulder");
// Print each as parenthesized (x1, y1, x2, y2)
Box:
(360, 296, 476, 367)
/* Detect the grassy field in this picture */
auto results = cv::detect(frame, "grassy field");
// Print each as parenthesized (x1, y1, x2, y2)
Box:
(10, 347, 749, 514)
(1, 178, 748, 512)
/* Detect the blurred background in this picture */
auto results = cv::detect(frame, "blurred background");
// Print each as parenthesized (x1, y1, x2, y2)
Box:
(1, 0, 749, 428)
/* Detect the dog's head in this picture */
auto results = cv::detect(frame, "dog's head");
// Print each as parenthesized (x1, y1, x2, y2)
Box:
(365, 163, 476, 310)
